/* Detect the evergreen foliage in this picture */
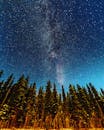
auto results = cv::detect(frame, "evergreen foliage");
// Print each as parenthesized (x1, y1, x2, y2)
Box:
(0, 70, 104, 128)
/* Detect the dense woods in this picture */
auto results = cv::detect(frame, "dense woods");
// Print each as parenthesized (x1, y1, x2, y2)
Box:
(0, 70, 104, 129)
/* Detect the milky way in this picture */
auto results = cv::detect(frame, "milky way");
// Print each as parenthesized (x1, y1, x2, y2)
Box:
(0, 0, 104, 89)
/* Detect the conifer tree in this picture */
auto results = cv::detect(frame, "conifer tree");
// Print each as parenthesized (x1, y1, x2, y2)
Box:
(77, 84, 91, 127)
(66, 92, 71, 113)
(44, 81, 52, 118)
(37, 87, 44, 120)
(51, 84, 58, 118)
(9, 75, 27, 127)
(87, 84, 95, 112)
(62, 85, 66, 113)
(1, 74, 14, 107)
(25, 82, 36, 126)
(89, 83, 104, 127)
(69, 84, 82, 128)
(44, 81, 51, 114)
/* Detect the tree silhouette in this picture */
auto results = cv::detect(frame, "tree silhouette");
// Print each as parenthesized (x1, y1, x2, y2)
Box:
(0, 70, 104, 128)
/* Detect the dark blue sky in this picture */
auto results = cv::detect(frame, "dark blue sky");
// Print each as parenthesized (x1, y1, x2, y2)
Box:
(0, 0, 104, 89)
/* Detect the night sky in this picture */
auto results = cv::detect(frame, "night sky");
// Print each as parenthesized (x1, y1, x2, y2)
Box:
(0, 0, 104, 90)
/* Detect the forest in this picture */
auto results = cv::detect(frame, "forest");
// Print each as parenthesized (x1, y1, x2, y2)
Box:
(0, 70, 104, 129)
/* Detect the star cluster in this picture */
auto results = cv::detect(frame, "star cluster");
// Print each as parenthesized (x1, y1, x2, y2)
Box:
(0, 0, 104, 89)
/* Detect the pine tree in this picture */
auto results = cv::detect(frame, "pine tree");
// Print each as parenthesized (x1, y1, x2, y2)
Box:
(66, 92, 71, 113)
(89, 83, 104, 127)
(87, 84, 95, 112)
(90, 83, 103, 116)
(37, 87, 44, 120)
(77, 84, 90, 127)
(69, 84, 82, 128)
(1, 74, 14, 107)
(62, 85, 66, 113)
(51, 83, 58, 118)
(36, 87, 45, 128)
(44, 81, 52, 118)
(9, 75, 27, 127)
(25, 82, 37, 127)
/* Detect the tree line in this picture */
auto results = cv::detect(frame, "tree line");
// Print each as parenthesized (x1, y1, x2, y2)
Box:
(0, 70, 104, 128)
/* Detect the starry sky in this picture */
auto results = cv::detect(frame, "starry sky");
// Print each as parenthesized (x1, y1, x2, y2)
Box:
(0, 0, 104, 90)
